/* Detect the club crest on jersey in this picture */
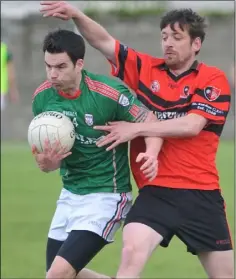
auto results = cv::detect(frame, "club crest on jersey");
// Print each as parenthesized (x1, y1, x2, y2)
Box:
(118, 94, 130, 106)
(180, 86, 190, 98)
(84, 114, 94, 126)
(204, 86, 221, 101)
(150, 80, 160, 93)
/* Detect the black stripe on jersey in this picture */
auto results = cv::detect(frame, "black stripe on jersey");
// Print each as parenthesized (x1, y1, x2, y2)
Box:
(117, 44, 128, 81)
(137, 94, 191, 120)
(203, 124, 224, 137)
(137, 56, 142, 75)
(190, 102, 228, 118)
(138, 81, 192, 108)
(137, 94, 192, 113)
(195, 89, 231, 103)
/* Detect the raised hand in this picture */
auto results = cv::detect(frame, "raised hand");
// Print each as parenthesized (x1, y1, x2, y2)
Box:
(40, 1, 78, 20)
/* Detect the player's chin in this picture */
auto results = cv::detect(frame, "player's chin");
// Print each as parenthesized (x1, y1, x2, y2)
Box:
(165, 59, 178, 67)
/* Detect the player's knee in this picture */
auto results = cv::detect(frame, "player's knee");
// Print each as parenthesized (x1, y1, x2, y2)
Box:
(46, 265, 75, 279)
(121, 244, 145, 267)
(218, 266, 234, 279)
(46, 268, 64, 279)
(121, 245, 134, 263)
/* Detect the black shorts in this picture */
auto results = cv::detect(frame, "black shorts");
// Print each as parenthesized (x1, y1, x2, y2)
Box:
(124, 186, 233, 255)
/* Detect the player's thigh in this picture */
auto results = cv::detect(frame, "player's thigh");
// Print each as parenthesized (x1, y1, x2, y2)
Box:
(198, 250, 234, 278)
(49, 230, 108, 276)
(46, 238, 64, 272)
(124, 186, 181, 249)
(123, 222, 163, 259)
(122, 186, 181, 260)
(116, 222, 163, 277)
(66, 191, 132, 242)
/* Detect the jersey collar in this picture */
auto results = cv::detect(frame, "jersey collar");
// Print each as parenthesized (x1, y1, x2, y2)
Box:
(57, 71, 86, 99)
(58, 89, 81, 99)
(158, 60, 199, 72)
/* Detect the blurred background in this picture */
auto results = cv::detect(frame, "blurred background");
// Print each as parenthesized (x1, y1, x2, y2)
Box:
(1, 1, 235, 279)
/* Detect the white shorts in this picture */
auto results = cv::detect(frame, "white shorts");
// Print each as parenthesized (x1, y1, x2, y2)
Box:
(48, 188, 132, 242)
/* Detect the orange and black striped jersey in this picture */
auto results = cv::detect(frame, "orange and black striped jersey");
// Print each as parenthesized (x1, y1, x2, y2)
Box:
(108, 40, 231, 190)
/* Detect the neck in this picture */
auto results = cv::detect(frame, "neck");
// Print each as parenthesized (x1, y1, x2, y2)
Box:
(169, 57, 196, 76)
(64, 75, 82, 95)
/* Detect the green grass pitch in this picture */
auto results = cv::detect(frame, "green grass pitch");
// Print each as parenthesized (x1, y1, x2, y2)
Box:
(1, 141, 234, 278)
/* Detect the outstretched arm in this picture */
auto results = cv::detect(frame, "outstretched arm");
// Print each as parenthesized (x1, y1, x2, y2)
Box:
(95, 113, 207, 150)
(40, 1, 146, 91)
(40, 1, 116, 63)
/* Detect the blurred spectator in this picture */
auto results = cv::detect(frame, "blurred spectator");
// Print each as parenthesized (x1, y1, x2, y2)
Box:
(1, 41, 20, 111)
(229, 63, 235, 114)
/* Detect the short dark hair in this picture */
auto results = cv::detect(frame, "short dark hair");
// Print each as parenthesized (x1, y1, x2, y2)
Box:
(160, 9, 207, 51)
(43, 29, 85, 64)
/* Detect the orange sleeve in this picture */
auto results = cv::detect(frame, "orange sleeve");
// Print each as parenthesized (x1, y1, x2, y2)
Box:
(107, 40, 145, 91)
(188, 72, 231, 124)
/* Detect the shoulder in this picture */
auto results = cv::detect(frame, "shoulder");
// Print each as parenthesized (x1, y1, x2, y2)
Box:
(32, 80, 53, 101)
(198, 63, 227, 80)
(197, 63, 230, 98)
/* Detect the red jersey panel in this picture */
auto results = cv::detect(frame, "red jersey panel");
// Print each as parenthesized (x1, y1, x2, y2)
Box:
(108, 40, 231, 190)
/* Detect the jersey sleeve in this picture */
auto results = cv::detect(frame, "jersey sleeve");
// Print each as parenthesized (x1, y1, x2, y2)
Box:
(188, 71, 231, 124)
(115, 84, 150, 123)
(107, 40, 149, 91)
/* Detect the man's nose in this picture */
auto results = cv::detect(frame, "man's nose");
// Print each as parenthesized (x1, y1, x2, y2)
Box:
(50, 68, 59, 79)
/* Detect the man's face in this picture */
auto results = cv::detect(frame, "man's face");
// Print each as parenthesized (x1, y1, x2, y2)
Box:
(44, 51, 83, 92)
(161, 23, 201, 69)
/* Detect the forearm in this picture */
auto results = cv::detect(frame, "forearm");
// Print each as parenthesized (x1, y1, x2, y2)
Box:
(72, 10, 115, 59)
(143, 111, 163, 156)
(137, 114, 207, 138)
(144, 136, 163, 157)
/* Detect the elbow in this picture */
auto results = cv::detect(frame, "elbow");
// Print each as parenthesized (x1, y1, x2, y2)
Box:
(183, 123, 202, 137)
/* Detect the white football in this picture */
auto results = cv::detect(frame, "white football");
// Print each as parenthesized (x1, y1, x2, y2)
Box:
(28, 111, 75, 153)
